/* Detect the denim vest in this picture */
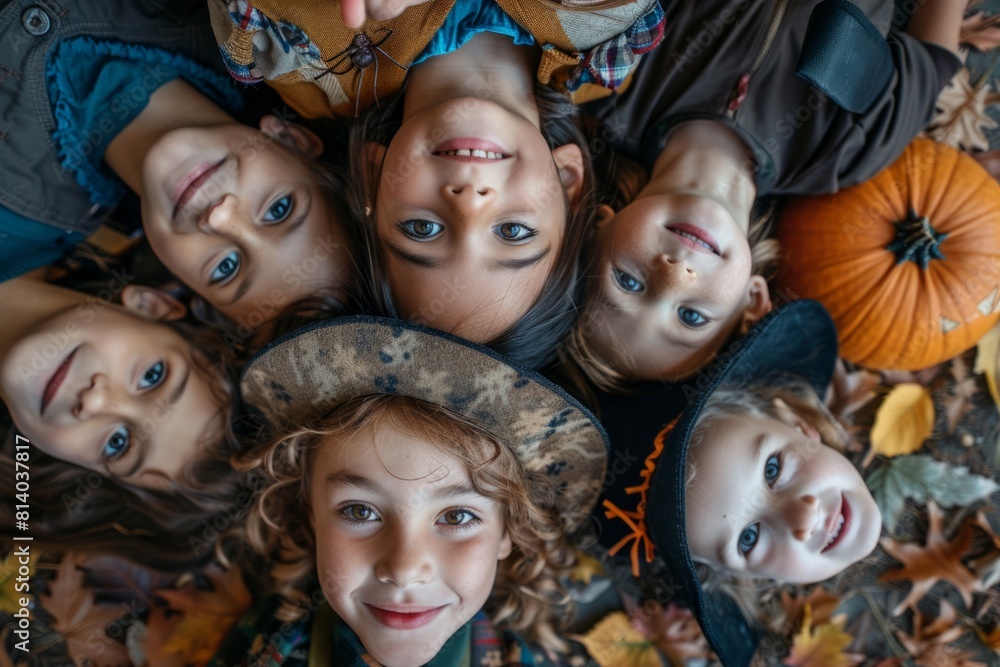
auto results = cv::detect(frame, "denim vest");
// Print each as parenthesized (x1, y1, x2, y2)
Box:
(0, 0, 225, 234)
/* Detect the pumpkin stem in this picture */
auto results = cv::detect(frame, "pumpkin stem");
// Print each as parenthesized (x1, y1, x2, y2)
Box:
(885, 209, 948, 270)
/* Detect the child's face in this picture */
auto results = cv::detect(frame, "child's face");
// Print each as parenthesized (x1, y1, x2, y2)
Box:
(685, 410, 882, 584)
(0, 303, 227, 488)
(371, 98, 580, 342)
(587, 194, 766, 381)
(310, 418, 513, 667)
(141, 121, 351, 330)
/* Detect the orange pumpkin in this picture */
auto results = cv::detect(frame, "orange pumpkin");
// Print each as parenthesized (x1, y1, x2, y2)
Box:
(776, 138, 1000, 370)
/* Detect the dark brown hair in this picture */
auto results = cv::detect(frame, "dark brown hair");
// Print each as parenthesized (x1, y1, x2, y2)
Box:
(348, 84, 597, 370)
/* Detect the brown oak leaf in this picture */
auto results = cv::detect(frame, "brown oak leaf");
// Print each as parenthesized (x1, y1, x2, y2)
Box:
(961, 12, 1000, 51)
(977, 627, 1000, 653)
(638, 601, 713, 665)
(879, 501, 982, 615)
(944, 358, 979, 434)
(38, 554, 131, 667)
(778, 588, 842, 633)
(782, 606, 863, 667)
(928, 68, 1000, 152)
(826, 360, 881, 423)
(895, 601, 970, 657)
(155, 565, 252, 665)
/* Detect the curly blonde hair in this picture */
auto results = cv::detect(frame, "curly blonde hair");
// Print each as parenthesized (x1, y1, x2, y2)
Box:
(235, 394, 577, 654)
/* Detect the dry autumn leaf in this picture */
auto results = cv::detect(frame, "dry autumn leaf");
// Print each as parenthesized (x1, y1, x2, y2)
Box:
(778, 588, 842, 633)
(573, 612, 662, 667)
(782, 606, 863, 667)
(973, 149, 1000, 183)
(866, 384, 935, 466)
(944, 358, 979, 434)
(571, 550, 605, 586)
(639, 602, 713, 666)
(961, 11, 1000, 51)
(0, 551, 34, 616)
(155, 565, 252, 665)
(879, 501, 983, 615)
(38, 555, 131, 667)
(826, 360, 881, 422)
(928, 68, 1000, 152)
(895, 601, 969, 657)
(976, 627, 1000, 653)
(974, 320, 1000, 413)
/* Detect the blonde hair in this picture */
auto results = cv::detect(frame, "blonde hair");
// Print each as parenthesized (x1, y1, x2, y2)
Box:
(236, 394, 576, 654)
(566, 204, 781, 394)
(683, 376, 849, 621)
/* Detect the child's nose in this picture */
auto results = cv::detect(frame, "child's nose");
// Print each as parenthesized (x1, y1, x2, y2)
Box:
(441, 182, 495, 216)
(74, 374, 118, 419)
(374, 525, 434, 588)
(199, 194, 244, 235)
(783, 493, 820, 541)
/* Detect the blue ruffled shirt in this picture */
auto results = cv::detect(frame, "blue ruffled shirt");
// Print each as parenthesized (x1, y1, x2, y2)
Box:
(0, 37, 243, 282)
(413, 0, 535, 65)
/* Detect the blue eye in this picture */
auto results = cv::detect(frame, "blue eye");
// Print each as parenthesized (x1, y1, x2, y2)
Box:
(399, 219, 443, 240)
(209, 251, 240, 284)
(343, 503, 380, 523)
(738, 523, 759, 556)
(678, 307, 708, 327)
(613, 268, 643, 293)
(439, 508, 480, 526)
(103, 426, 131, 461)
(494, 222, 537, 244)
(264, 195, 293, 223)
(139, 362, 166, 390)
(764, 453, 782, 486)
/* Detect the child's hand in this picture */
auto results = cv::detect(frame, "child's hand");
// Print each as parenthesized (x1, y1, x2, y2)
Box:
(340, 0, 433, 28)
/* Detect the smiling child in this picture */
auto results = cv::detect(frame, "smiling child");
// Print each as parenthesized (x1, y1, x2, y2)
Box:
(219, 317, 609, 666)
(570, 0, 966, 388)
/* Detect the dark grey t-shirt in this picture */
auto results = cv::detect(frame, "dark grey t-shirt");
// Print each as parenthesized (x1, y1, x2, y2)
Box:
(583, 0, 962, 196)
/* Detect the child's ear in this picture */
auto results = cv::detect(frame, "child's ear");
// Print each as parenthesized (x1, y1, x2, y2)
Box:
(259, 115, 325, 157)
(497, 530, 514, 561)
(552, 144, 586, 210)
(121, 285, 187, 321)
(595, 204, 616, 229)
(739, 275, 772, 335)
(773, 398, 822, 440)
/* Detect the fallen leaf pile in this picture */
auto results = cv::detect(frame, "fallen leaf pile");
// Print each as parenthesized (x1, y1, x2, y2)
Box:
(782, 606, 863, 667)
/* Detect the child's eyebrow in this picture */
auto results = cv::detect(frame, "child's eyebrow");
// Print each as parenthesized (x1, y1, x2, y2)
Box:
(385, 241, 446, 268)
(486, 246, 550, 272)
(222, 267, 256, 306)
(324, 472, 381, 493)
(429, 483, 481, 500)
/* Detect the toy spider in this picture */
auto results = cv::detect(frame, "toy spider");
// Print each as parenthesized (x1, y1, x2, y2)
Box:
(314, 28, 407, 116)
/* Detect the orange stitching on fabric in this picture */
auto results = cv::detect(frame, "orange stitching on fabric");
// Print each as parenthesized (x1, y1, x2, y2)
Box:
(602, 416, 679, 576)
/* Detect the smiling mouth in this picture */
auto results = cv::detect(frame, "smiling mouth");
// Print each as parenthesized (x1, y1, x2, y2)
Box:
(41, 346, 78, 415)
(172, 158, 226, 219)
(435, 149, 508, 159)
(821, 494, 851, 553)
(365, 604, 446, 630)
(667, 223, 720, 255)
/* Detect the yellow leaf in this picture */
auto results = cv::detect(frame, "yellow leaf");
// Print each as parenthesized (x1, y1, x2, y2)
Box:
(865, 384, 934, 466)
(573, 612, 663, 667)
(974, 320, 1000, 413)
(783, 606, 863, 667)
(0, 551, 35, 616)
(570, 550, 605, 585)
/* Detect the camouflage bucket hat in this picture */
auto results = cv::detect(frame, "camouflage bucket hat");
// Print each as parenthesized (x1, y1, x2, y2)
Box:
(239, 316, 610, 531)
